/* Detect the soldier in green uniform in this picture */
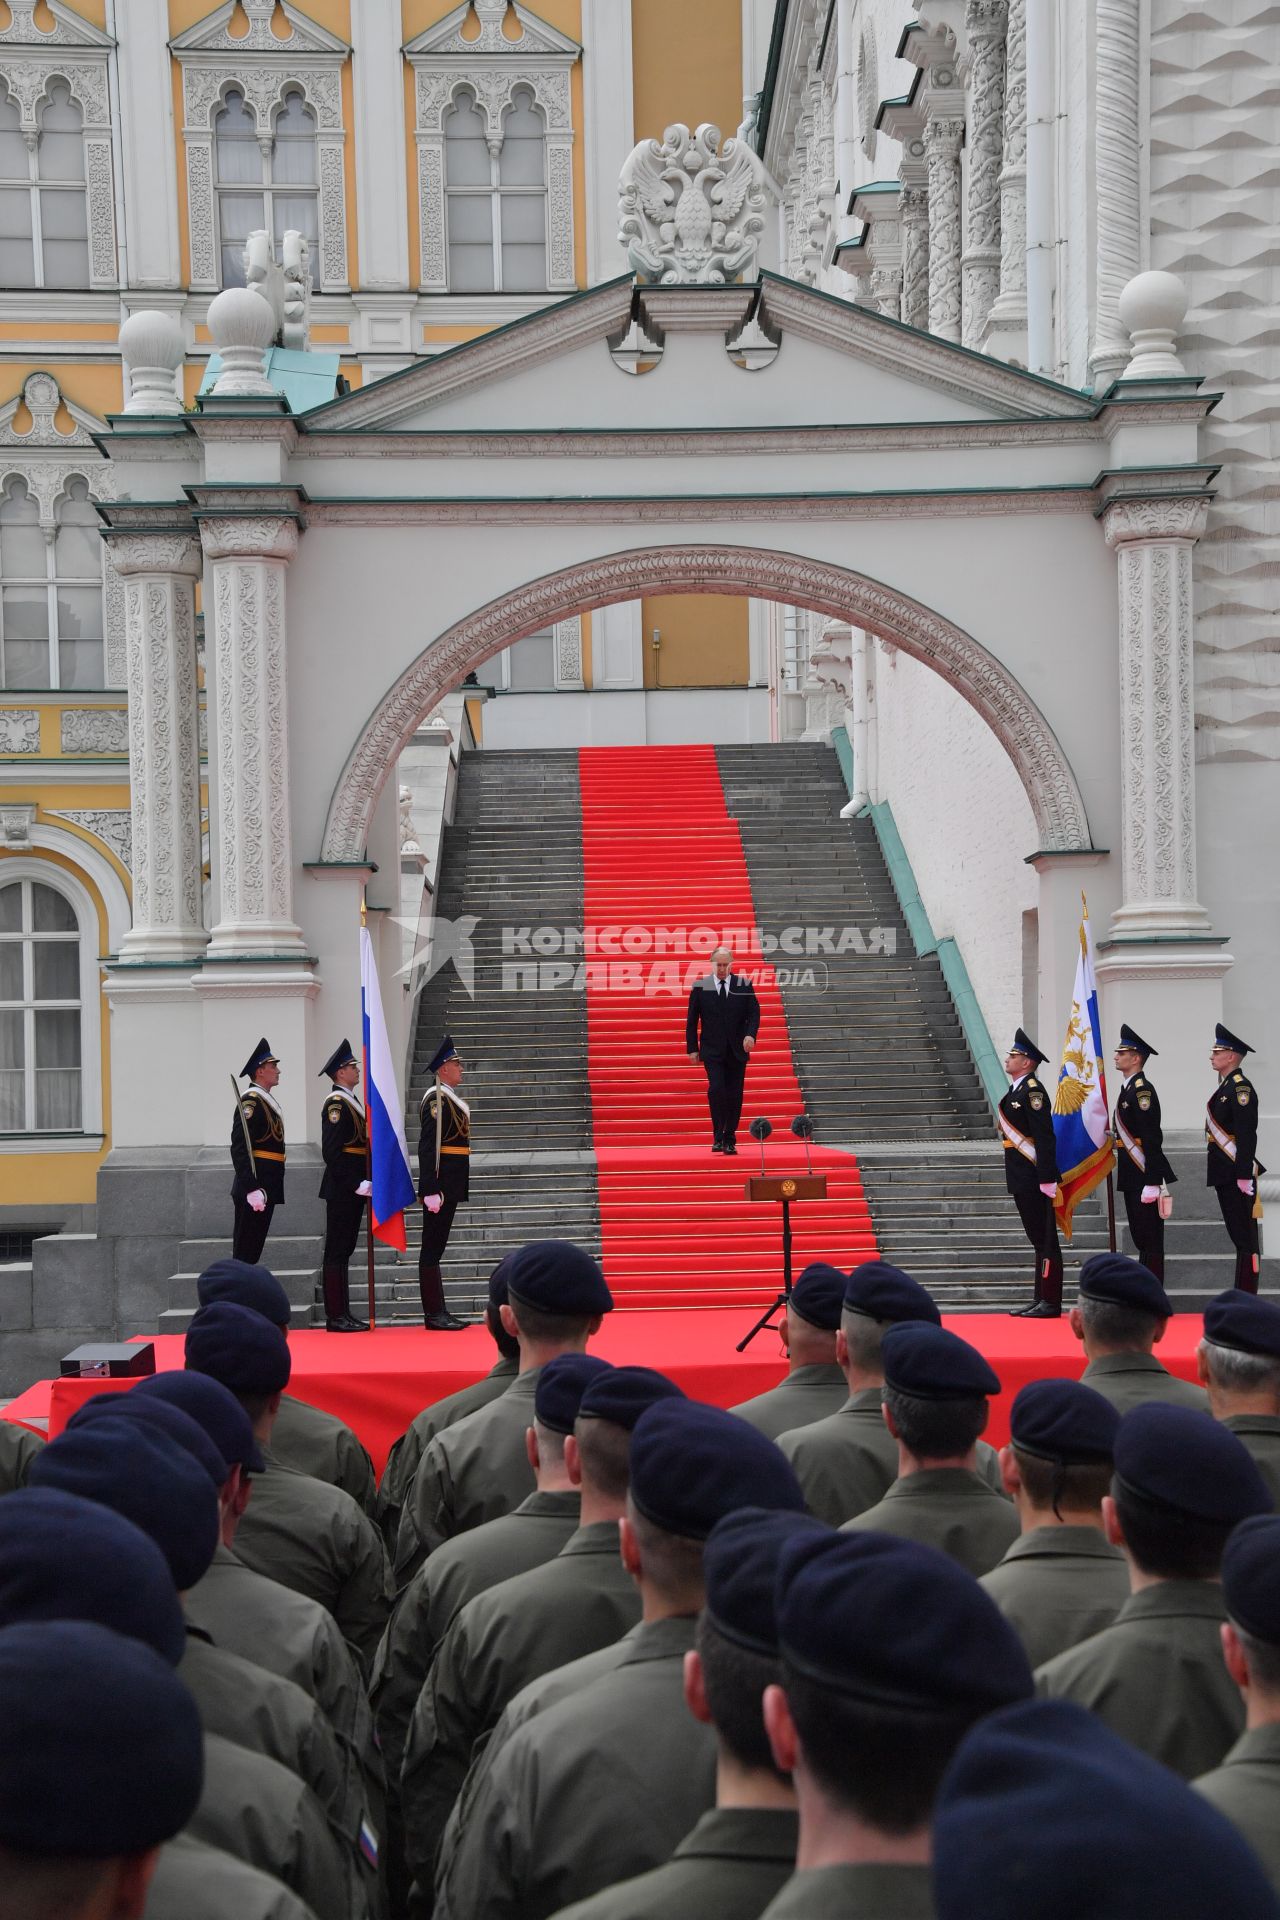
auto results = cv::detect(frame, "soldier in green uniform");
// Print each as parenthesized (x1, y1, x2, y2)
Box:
(730, 1265, 848, 1439)
(1198, 1291, 1280, 1504)
(395, 1239, 613, 1579)
(1113, 1024, 1175, 1279)
(377, 1254, 520, 1548)
(1036, 1401, 1271, 1777)
(416, 1035, 469, 1330)
(980, 1378, 1129, 1667)
(318, 1039, 371, 1333)
(759, 1526, 1033, 1920)
(1000, 1028, 1063, 1319)
(552, 1507, 817, 1920)
(1195, 1514, 1280, 1889)
(231, 1037, 287, 1265)
(185, 1303, 393, 1669)
(841, 1322, 1019, 1576)
(0, 1413, 42, 1492)
(149, 1833, 325, 1920)
(1068, 1251, 1209, 1413)
(1209, 1022, 1266, 1292)
(433, 1399, 806, 1920)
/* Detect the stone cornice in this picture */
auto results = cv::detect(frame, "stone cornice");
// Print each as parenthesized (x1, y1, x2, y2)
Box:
(299, 486, 1098, 528)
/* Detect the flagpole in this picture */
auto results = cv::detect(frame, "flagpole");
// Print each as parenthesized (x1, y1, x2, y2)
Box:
(361, 892, 377, 1333)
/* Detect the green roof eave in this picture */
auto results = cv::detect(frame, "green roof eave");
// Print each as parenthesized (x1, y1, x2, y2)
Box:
(754, 0, 791, 156)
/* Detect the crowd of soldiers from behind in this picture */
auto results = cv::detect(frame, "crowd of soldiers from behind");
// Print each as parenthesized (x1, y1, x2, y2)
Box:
(7, 1239, 1280, 1920)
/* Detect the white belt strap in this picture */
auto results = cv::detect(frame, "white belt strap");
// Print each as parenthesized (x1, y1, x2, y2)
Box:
(1115, 1112, 1146, 1173)
(999, 1111, 1038, 1164)
(1206, 1105, 1237, 1162)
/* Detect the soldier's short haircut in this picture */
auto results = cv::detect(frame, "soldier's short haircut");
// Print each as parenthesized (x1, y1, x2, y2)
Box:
(1113, 1480, 1234, 1581)
(573, 1417, 631, 1501)
(1011, 1448, 1112, 1516)
(531, 1419, 567, 1469)
(486, 1302, 519, 1362)
(840, 1309, 886, 1375)
(0, 1846, 115, 1920)
(782, 1669, 978, 1831)
(694, 1613, 783, 1778)
(1200, 1340, 1280, 1401)
(508, 1298, 596, 1347)
(626, 1500, 706, 1607)
(882, 1387, 988, 1461)
(1081, 1296, 1164, 1350)
(233, 1387, 276, 1424)
(1232, 1625, 1280, 1693)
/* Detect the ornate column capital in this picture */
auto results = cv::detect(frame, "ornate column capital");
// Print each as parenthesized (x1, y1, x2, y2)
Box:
(106, 531, 203, 579)
(1102, 497, 1210, 549)
(198, 515, 301, 565)
(924, 115, 965, 159)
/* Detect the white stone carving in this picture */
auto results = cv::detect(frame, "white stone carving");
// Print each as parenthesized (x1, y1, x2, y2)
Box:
(925, 117, 964, 342)
(0, 370, 98, 449)
(553, 615, 583, 690)
(961, 0, 1007, 349)
(900, 185, 930, 332)
(244, 229, 312, 351)
(206, 286, 276, 397)
(119, 311, 185, 416)
(618, 122, 773, 285)
(0, 804, 36, 848)
(60, 707, 127, 753)
(51, 808, 132, 871)
(1090, 0, 1142, 388)
(398, 785, 422, 855)
(984, 0, 1027, 355)
(1117, 272, 1189, 380)
(0, 711, 41, 753)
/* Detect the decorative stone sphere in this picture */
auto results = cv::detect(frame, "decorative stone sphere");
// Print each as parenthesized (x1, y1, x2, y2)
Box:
(1117, 271, 1189, 381)
(206, 286, 277, 398)
(119, 309, 185, 416)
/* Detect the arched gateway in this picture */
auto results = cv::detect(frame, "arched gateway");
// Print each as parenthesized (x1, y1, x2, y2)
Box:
(98, 270, 1227, 1183)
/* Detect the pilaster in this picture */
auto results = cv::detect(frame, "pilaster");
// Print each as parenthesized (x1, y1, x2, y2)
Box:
(960, 0, 1008, 349)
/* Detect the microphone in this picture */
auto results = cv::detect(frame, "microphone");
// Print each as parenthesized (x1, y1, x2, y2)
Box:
(790, 1113, 814, 1174)
(749, 1116, 772, 1177)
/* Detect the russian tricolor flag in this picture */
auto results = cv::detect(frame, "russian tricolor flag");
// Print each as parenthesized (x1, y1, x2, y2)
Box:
(360, 925, 417, 1251)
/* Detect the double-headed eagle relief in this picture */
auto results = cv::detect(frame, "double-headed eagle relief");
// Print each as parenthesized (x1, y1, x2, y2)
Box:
(618, 122, 772, 285)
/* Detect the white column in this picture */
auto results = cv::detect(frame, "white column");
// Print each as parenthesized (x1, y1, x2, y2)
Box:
(112, 0, 181, 288)
(201, 516, 307, 959)
(581, 0, 634, 284)
(109, 533, 208, 963)
(1090, 0, 1143, 387)
(350, 0, 410, 290)
(925, 117, 964, 341)
(983, 0, 1027, 355)
(900, 183, 930, 331)
(961, 0, 1008, 348)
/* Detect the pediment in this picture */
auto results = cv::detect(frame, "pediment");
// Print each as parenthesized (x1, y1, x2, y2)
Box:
(0, 371, 103, 449)
(0, 0, 114, 50)
(171, 1, 348, 59)
(404, 2, 580, 61)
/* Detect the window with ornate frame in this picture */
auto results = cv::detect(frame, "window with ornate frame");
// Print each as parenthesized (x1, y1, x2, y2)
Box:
(444, 83, 549, 293)
(0, 872, 84, 1133)
(213, 86, 319, 289)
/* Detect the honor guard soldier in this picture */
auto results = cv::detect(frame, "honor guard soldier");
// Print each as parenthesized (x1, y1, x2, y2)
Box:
(1209, 1023, 1266, 1293)
(231, 1037, 286, 1265)
(1001, 1028, 1063, 1318)
(417, 1036, 469, 1331)
(1113, 1024, 1176, 1280)
(318, 1040, 371, 1334)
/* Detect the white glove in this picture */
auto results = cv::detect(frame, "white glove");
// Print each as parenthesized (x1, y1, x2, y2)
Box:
(247, 1189, 267, 1213)
(423, 1193, 444, 1214)
(1238, 1178, 1255, 1196)
(356, 1180, 372, 1198)
(743, 1036, 755, 1051)
(1140, 1185, 1161, 1204)
(1039, 1182, 1058, 1199)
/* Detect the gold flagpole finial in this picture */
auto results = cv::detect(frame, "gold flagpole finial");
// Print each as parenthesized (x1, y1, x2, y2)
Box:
(360, 888, 368, 929)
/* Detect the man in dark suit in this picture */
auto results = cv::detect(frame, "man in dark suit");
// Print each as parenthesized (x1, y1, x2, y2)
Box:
(318, 1039, 371, 1334)
(1113, 1024, 1175, 1281)
(230, 1037, 285, 1264)
(1000, 1028, 1063, 1319)
(685, 945, 761, 1155)
(1208, 1022, 1266, 1293)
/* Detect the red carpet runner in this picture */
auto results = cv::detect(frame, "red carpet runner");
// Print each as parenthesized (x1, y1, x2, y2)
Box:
(578, 744, 877, 1307)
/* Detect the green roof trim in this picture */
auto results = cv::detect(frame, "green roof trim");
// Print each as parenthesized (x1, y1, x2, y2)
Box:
(754, 0, 791, 155)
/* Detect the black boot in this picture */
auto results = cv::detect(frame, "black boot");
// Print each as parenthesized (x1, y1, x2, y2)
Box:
(323, 1264, 368, 1332)
(418, 1261, 466, 1331)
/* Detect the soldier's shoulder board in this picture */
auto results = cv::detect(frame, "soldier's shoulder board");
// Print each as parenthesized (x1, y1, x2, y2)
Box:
(1234, 1072, 1246, 1082)
(1133, 1075, 1147, 1090)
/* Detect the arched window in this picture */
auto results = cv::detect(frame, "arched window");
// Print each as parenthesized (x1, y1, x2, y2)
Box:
(0, 876, 83, 1133)
(0, 79, 90, 289)
(444, 85, 548, 293)
(213, 87, 318, 288)
(0, 477, 103, 690)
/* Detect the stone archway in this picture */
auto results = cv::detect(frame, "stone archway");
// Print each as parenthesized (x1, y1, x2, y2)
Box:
(321, 542, 1093, 862)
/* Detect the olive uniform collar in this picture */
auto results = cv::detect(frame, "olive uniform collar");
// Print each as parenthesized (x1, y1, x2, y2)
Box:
(671, 1805, 798, 1864)
(1116, 1581, 1226, 1625)
(998, 1524, 1123, 1564)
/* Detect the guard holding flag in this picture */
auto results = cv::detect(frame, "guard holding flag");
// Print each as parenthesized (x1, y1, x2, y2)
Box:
(416, 1037, 468, 1330)
(230, 1036, 285, 1263)
(1114, 1025, 1176, 1280)
(1001, 1029, 1063, 1319)
(318, 1039, 371, 1333)
(1209, 1023, 1265, 1293)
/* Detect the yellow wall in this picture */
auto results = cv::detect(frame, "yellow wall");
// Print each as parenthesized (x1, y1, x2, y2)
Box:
(631, 0, 743, 142)
(641, 593, 749, 688)
(0, 361, 123, 416)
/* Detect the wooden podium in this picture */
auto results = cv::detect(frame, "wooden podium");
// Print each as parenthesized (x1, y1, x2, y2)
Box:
(737, 1170, 829, 1351)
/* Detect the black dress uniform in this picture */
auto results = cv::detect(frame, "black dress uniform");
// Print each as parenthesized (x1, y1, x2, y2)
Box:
(1208, 1023, 1266, 1293)
(685, 967, 761, 1152)
(318, 1040, 370, 1334)
(231, 1037, 286, 1265)
(1113, 1025, 1176, 1280)
(1000, 1028, 1063, 1317)
(416, 1036, 469, 1329)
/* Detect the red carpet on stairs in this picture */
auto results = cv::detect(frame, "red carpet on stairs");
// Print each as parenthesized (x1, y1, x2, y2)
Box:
(577, 744, 878, 1307)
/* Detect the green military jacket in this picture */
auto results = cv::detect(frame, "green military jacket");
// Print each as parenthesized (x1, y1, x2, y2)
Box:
(232, 1447, 393, 1670)
(433, 1614, 715, 1920)
(371, 1488, 580, 1788)
(377, 1356, 517, 1546)
(842, 1467, 1020, 1576)
(980, 1525, 1130, 1669)
(0, 1417, 43, 1493)
(272, 1392, 378, 1518)
(731, 1363, 848, 1440)
(759, 1863, 935, 1918)
(553, 1806, 799, 1920)
(1036, 1581, 1243, 1778)
(780, 1390, 1006, 1527)
(1195, 1723, 1280, 1890)
(396, 1366, 547, 1578)
(402, 1519, 640, 1893)
(148, 1833, 323, 1920)
(1223, 1414, 1280, 1511)
(193, 1730, 356, 1920)
(1080, 1351, 1209, 1415)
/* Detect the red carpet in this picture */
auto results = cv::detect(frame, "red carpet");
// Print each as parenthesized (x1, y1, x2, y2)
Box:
(4, 1312, 1211, 1477)
(577, 745, 877, 1305)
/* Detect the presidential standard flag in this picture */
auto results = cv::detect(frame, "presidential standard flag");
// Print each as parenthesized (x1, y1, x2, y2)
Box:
(1052, 897, 1115, 1238)
(360, 924, 416, 1251)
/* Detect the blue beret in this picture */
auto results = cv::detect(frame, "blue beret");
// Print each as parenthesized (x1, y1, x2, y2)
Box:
(630, 1400, 804, 1539)
(29, 1419, 220, 1591)
(185, 1301, 292, 1395)
(196, 1257, 291, 1327)
(1223, 1516, 1280, 1644)
(506, 1241, 613, 1319)
(68, 1389, 228, 1488)
(1078, 1252, 1172, 1318)
(881, 1322, 1001, 1401)
(1203, 1290, 1280, 1361)
(1010, 1379, 1120, 1463)
(777, 1530, 1033, 1710)
(488, 1252, 517, 1308)
(0, 1489, 186, 1666)
(1114, 1403, 1272, 1524)
(934, 1699, 1280, 1920)
(844, 1261, 942, 1326)
(132, 1370, 265, 1473)
(704, 1508, 827, 1655)
(534, 1354, 613, 1435)
(789, 1264, 847, 1331)
(0, 1621, 204, 1856)
(578, 1366, 685, 1431)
